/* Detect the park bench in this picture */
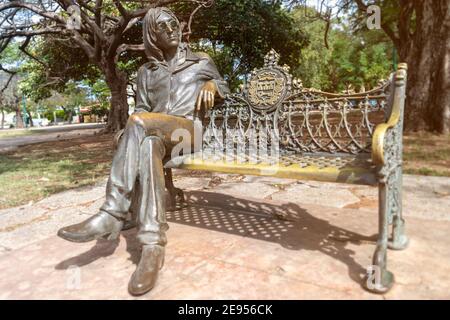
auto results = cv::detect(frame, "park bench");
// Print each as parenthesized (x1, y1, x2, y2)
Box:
(162, 49, 409, 293)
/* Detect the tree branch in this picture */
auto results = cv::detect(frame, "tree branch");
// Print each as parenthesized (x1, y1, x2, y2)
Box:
(184, 0, 214, 42)
(0, 1, 67, 25)
(0, 64, 17, 95)
(0, 72, 16, 95)
(19, 37, 48, 67)
(113, 0, 129, 18)
(0, 28, 66, 40)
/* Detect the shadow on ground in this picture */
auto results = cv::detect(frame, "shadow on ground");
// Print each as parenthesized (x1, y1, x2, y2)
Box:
(55, 191, 377, 289)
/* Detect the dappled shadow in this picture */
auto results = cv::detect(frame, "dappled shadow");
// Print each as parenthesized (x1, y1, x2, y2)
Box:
(168, 191, 378, 288)
(54, 190, 377, 289)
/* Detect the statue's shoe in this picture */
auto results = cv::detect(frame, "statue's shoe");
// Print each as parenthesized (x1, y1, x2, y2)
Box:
(57, 212, 124, 243)
(128, 245, 165, 296)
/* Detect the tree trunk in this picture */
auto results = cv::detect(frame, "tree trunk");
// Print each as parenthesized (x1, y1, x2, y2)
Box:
(104, 64, 129, 132)
(1, 107, 4, 129)
(67, 110, 73, 124)
(401, 1, 450, 134)
(15, 105, 24, 129)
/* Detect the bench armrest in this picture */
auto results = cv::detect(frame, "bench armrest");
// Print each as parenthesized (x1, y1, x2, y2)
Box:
(372, 64, 408, 166)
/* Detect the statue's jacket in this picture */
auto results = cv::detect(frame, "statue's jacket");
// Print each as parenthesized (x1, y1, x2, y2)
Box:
(135, 43, 230, 119)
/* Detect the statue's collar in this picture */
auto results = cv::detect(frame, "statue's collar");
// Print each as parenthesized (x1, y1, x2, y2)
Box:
(147, 43, 201, 73)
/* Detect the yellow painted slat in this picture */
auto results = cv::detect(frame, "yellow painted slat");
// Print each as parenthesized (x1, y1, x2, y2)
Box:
(170, 156, 377, 186)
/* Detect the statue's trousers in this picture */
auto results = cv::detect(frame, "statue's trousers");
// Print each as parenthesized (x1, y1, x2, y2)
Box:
(100, 113, 196, 246)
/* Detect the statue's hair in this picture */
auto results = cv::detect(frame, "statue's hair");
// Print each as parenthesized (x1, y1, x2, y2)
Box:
(143, 7, 181, 62)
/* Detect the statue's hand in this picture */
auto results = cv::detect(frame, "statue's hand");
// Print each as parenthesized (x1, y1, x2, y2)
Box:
(196, 80, 217, 114)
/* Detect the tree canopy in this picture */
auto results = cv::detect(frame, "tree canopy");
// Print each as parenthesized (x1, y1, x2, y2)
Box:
(1, 0, 448, 133)
(290, 6, 393, 92)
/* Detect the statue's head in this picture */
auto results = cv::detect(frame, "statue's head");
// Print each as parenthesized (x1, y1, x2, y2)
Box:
(143, 7, 182, 62)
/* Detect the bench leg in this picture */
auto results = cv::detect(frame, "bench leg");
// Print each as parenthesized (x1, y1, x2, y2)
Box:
(365, 181, 395, 294)
(164, 168, 186, 211)
(388, 167, 409, 251)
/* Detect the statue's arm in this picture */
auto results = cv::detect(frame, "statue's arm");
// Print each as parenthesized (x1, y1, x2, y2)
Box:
(197, 52, 230, 98)
(135, 65, 152, 113)
(194, 52, 231, 116)
(211, 78, 230, 99)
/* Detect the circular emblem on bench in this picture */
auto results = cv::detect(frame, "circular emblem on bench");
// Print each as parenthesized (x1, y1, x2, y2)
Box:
(248, 69, 287, 113)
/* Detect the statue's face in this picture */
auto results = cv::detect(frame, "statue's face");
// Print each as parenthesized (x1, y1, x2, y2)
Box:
(155, 12, 180, 52)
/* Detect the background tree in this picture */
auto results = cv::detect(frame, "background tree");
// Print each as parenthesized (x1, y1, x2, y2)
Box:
(90, 79, 112, 109)
(290, 6, 393, 92)
(291, 0, 450, 134)
(354, 0, 450, 133)
(178, 0, 308, 91)
(59, 81, 90, 122)
(18, 36, 101, 102)
(3, 0, 308, 119)
(0, 0, 211, 132)
(0, 42, 25, 128)
(0, 71, 21, 128)
(4, 1, 447, 133)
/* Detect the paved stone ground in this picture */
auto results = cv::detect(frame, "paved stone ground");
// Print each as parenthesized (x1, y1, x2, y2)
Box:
(0, 172, 449, 299)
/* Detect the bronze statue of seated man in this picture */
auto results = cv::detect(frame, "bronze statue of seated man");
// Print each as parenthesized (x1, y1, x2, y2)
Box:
(57, 7, 229, 296)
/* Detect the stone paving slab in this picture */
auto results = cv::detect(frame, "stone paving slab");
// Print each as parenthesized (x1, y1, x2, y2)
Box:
(0, 173, 449, 299)
(270, 183, 361, 208)
(1, 174, 448, 253)
(0, 194, 449, 299)
(0, 182, 107, 251)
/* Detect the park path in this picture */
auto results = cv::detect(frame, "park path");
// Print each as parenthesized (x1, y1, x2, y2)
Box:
(0, 172, 449, 299)
(0, 123, 104, 153)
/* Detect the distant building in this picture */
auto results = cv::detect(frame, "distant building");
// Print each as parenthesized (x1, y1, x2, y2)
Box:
(79, 104, 107, 123)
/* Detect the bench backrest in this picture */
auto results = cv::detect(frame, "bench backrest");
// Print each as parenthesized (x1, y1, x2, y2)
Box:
(204, 49, 395, 156)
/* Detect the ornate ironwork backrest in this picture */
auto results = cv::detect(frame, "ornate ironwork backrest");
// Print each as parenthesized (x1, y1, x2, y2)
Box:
(203, 49, 394, 156)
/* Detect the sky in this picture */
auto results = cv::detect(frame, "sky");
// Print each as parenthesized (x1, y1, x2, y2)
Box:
(304, 0, 341, 15)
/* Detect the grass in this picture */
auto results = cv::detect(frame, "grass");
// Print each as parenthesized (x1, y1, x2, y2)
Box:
(0, 131, 448, 210)
(0, 133, 114, 209)
(403, 132, 450, 177)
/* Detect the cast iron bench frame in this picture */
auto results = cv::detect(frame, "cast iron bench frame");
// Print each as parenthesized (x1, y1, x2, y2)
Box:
(156, 50, 407, 293)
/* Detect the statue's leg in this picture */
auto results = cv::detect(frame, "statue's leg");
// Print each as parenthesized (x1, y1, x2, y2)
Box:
(131, 112, 194, 240)
(388, 167, 409, 250)
(134, 136, 169, 246)
(100, 115, 150, 219)
(164, 168, 186, 211)
(140, 112, 195, 213)
(125, 168, 186, 230)
(123, 113, 195, 229)
(57, 115, 149, 242)
(128, 135, 167, 296)
(127, 113, 194, 296)
(122, 180, 139, 231)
